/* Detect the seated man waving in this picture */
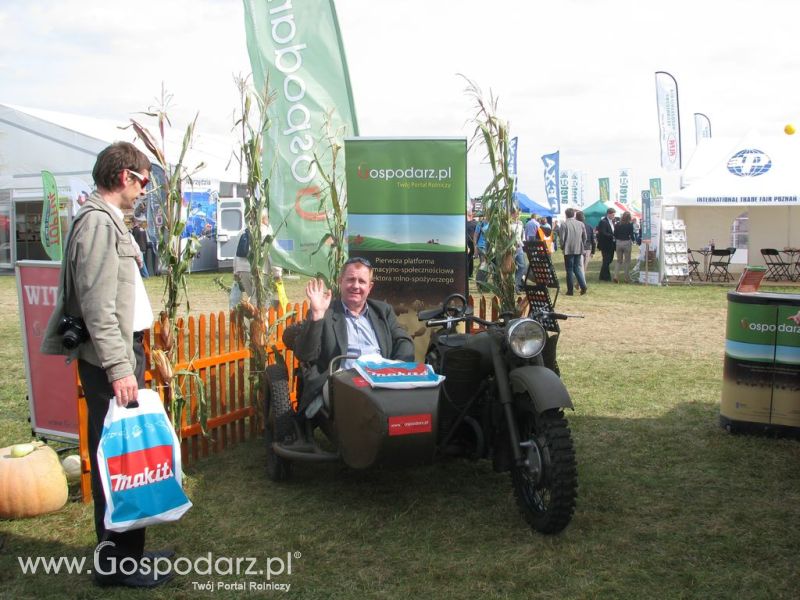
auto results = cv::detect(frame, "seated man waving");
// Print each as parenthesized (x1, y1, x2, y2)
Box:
(294, 256, 415, 418)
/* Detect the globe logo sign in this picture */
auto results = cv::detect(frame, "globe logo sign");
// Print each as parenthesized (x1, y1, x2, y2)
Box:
(726, 149, 772, 177)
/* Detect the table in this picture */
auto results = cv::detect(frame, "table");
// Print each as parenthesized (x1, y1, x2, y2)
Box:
(781, 248, 800, 281)
(694, 247, 713, 281)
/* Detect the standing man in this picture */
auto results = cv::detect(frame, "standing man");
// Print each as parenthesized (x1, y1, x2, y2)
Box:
(466, 210, 478, 279)
(524, 213, 540, 241)
(294, 256, 414, 419)
(597, 207, 617, 281)
(559, 208, 588, 296)
(41, 142, 173, 589)
(473, 214, 490, 285)
(510, 208, 526, 291)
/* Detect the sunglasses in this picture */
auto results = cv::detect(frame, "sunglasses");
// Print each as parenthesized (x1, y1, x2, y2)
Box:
(344, 256, 372, 268)
(127, 169, 150, 188)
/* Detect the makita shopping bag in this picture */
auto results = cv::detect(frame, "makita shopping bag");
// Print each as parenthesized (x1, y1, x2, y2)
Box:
(97, 389, 192, 532)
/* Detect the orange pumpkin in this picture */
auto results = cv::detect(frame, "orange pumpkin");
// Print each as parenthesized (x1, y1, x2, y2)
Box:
(0, 444, 68, 518)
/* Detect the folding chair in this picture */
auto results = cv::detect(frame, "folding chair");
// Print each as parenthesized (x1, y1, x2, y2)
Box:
(687, 249, 702, 280)
(707, 248, 733, 282)
(761, 248, 793, 281)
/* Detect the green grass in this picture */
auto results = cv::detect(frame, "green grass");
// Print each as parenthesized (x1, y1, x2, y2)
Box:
(1, 259, 799, 599)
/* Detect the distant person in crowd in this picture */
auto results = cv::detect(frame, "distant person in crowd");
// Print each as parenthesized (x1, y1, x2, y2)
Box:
(551, 218, 560, 252)
(524, 213, 540, 241)
(632, 217, 641, 245)
(231, 213, 287, 310)
(538, 217, 554, 254)
(473, 213, 489, 278)
(597, 207, 616, 281)
(575, 210, 595, 272)
(510, 208, 526, 291)
(559, 208, 588, 296)
(613, 211, 635, 283)
(141, 220, 159, 276)
(131, 220, 148, 278)
(466, 210, 478, 279)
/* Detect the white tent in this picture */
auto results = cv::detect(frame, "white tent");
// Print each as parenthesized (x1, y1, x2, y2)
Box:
(664, 132, 800, 272)
(0, 103, 241, 267)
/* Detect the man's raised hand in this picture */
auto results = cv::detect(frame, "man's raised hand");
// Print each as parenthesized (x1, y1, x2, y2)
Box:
(306, 277, 332, 320)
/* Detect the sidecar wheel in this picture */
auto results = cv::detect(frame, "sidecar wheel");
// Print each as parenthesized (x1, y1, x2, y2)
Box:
(265, 363, 293, 481)
(510, 407, 577, 534)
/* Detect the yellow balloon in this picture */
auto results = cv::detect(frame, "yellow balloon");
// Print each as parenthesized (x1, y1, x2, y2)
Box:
(785, 124, 796, 135)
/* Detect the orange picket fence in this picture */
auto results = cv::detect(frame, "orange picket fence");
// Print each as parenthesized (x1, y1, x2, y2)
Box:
(77, 294, 498, 502)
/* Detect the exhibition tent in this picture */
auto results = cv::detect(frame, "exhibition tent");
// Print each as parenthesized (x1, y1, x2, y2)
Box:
(664, 132, 800, 268)
(581, 200, 613, 227)
(0, 103, 239, 268)
(514, 192, 553, 217)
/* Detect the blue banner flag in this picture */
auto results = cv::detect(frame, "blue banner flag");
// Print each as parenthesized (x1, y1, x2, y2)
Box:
(507, 136, 518, 186)
(541, 151, 560, 214)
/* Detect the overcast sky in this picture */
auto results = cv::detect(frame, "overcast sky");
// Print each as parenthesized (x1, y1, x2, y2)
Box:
(2, 0, 798, 203)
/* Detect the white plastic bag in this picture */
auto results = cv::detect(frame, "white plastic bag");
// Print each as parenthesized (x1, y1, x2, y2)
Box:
(96, 389, 192, 532)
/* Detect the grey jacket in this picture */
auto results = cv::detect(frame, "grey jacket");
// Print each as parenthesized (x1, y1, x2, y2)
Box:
(293, 298, 414, 409)
(559, 218, 587, 256)
(40, 192, 139, 382)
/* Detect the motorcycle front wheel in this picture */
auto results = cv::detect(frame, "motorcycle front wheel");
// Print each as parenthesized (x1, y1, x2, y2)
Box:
(510, 407, 577, 534)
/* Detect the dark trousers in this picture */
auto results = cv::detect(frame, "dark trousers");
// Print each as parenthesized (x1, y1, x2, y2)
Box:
(78, 337, 146, 579)
(599, 245, 615, 281)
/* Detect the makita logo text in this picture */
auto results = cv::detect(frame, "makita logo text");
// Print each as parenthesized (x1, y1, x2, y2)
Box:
(111, 461, 173, 492)
(357, 163, 452, 181)
(107, 445, 173, 492)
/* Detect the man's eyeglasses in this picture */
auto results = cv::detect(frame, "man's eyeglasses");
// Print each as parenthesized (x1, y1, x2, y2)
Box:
(127, 169, 150, 188)
(344, 256, 371, 268)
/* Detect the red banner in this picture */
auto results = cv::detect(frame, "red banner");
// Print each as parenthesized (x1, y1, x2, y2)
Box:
(16, 261, 79, 439)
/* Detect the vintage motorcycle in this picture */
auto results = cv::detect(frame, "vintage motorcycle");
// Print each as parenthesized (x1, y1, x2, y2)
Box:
(264, 293, 578, 535)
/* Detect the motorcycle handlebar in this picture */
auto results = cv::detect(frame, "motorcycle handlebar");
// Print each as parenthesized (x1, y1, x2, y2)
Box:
(423, 311, 583, 329)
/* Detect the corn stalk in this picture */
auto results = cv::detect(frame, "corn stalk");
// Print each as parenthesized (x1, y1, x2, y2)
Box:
(230, 75, 293, 426)
(311, 111, 348, 297)
(463, 76, 517, 313)
(128, 84, 208, 437)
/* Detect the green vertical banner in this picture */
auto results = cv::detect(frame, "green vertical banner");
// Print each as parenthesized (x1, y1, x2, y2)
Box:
(243, 0, 359, 277)
(345, 138, 467, 359)
(649, 177, 662, 198)
(641, 191, 651, 243)
(40, 170, 62, 261)
(599, 177, 610, 203)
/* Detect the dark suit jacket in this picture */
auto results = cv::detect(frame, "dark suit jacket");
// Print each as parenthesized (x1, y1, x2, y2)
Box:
(293, 298, 414, 409)
(597, 217, 615, 251)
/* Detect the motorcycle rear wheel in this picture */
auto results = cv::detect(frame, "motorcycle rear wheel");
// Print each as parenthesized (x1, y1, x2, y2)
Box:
(264, 363, 294, 481)
(510, 407, 577, 534)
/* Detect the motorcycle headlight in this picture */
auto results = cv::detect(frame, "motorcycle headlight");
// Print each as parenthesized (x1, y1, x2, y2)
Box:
(506, 318, 547, 358)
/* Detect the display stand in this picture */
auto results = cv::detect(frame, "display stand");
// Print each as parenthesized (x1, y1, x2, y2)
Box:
(661, 219, 690, 283)
(522, 239, 559, 333)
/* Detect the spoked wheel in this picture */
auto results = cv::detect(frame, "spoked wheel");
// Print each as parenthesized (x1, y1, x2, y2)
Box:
(264, 363, 294, 481)
(510, 407, 577, 534)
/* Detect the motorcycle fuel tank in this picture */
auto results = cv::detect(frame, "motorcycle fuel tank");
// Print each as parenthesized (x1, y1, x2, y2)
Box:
(330, 369, 440, 470)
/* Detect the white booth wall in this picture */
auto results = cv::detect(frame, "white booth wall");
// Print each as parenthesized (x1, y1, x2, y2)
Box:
(675, 205, 800, 273)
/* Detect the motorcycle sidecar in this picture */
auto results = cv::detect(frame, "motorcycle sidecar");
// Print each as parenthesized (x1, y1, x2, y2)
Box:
(328, 369, 440, 469)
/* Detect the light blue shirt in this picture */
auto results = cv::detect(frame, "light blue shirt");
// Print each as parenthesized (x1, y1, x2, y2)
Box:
(342, 301, 381, 369)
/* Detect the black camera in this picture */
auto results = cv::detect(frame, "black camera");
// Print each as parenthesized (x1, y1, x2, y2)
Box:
(57, 315, 88, 350)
